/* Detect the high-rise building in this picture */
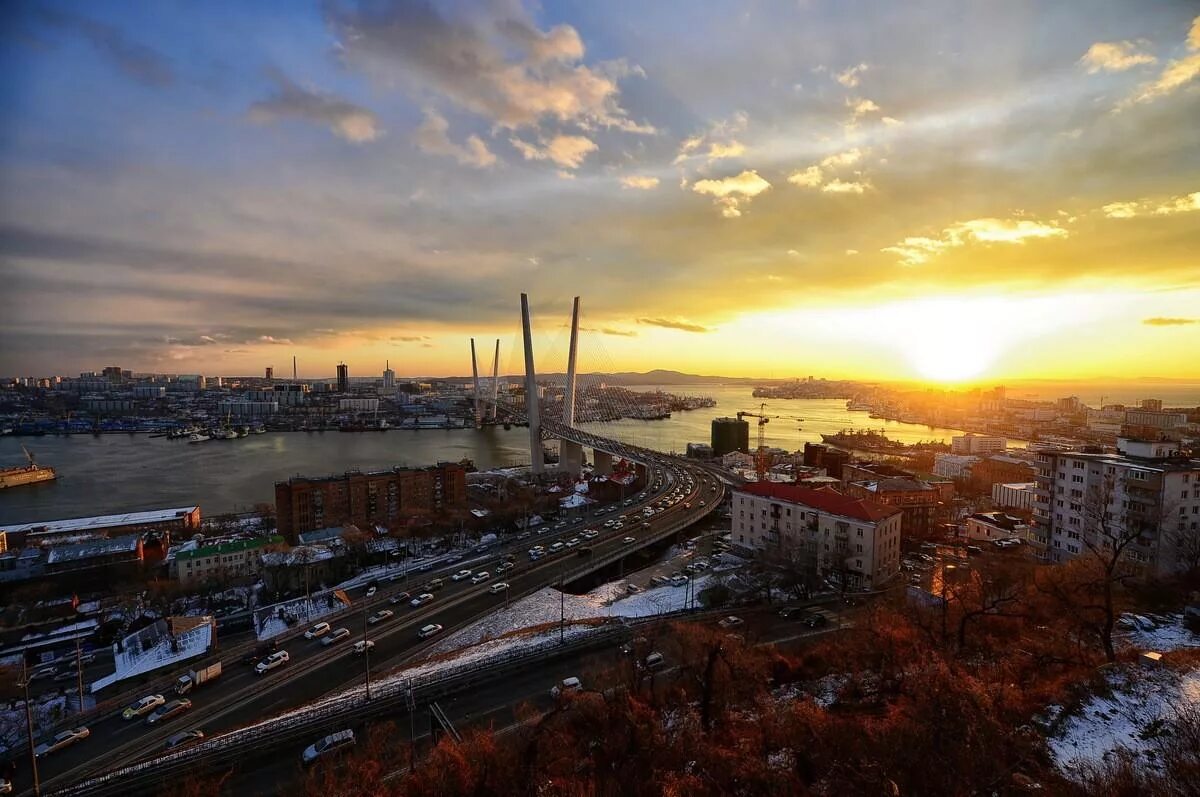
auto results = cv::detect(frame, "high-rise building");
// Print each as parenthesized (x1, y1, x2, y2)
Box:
(1031, 438, 1200, 576)
(383, 361, 395, 390)
(265, 366, 274, 381)
(711, 416, 750, 457)
(1141, 398, 1163, 412)
(336, 362, 349, 393)
(951, 434, 1007, 455)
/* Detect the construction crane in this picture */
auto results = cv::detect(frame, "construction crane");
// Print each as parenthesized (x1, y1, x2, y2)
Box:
(737, 403, 805, 481)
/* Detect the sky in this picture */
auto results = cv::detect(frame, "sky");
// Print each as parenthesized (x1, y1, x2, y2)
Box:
(1, 0, 1198, 384)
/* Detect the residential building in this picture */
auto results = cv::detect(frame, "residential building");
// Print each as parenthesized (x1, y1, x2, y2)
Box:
(992, 482, 1037, 511)
(1140, 398, 1163, 412)
(273, 383, 308, 406)
(951, 434, 1007, 455)
(275, 463, 468, 542)
(1124, 409, 1188, 430)
(933, 453, 980, 480)
(339, 397, 380, 412)
(963, 512, 1029, 543)
(1031, 438, 1200, 575)
(219, 399, 278, 417)
(336, 362, 349, 393)
(171, 535, 284, 587)
(711, 416, 750, 457)
(383, 363, 396, 390)
(732, 483, 901, 591)
(842, 474, 943, 538)
(265, 366, 274, 381)
(685, 442, 713, 459)
(970, 453, 1037, 491)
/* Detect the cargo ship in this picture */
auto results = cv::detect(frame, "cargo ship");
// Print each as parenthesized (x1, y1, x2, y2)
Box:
(0, 446, 57, 489)
(820, 429, 907, 453)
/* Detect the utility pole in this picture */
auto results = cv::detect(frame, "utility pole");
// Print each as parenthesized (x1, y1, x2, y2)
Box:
(559, 567, 566, 644)
(21, 659, 41, 797)
(363, 608, 371, 700)
(74, 639, 85, 714)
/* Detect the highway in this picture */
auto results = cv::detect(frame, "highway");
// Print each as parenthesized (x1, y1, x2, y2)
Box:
(16, 449, 725, 795)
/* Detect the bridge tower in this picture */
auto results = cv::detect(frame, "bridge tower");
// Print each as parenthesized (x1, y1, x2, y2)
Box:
(489, 338, 500, 422)
(560, 296, 584, 479)
(520, 293, 544, 475)
(470, 337, 481, 427)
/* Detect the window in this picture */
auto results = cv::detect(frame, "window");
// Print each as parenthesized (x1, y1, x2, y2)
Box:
(856, 544, 863, 553)
(857, 528, 864, 537)
(1071, 475, 1084, 484)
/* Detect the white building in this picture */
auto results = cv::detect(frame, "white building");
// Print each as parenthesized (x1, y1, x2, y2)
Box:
(219, 400, 278, 417)
(1124, 409, 1188, 429)
(933, 453, 981, 479)
(992, 482, 1037, 511)
(339, 397, 380, 412)
(951, 434, 1007, 455)
(383, 366, 396, 390)
(733, 483, 902, 591)
(1032, 438, 1200, 576)
(964, 512, 1029, 543)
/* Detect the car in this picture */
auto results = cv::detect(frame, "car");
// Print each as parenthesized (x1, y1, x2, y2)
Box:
(424, 578, 445, 591)
(304, 622, 332, 640)
(321, 628, 351, 646)
(603, 520, 616, 528)
(241, 641, 279, 666)
(717, 616, 744, 629)
(626, 584, 642, 594)
(410, 592, 434, 607)
(122, 694, 166, 720)
(418, 623, 443, 639)
(779, 607, 808, 619)
(622, 537, 636, 544)
(368, 609, 394, 624)
(496, 561, 514, 573)
(34, 726, 90, 757)
(353, 640, 375, 655)
(164, 729, 205, 750)
(565, 538, 580, 548)
(699, 500, 706, 506)
(146, 698, 192, 725)
(917, 553, 935, 563)
(966, 545, 984, 556)
(549, 542, 565, 553)
(302, 729, 356, 766)
(489, 581, 510, 594)
(550, 676, 583, 698)
(256, 650, 290, 674)
(451, 569, 473, 582)
(365, 586, 377, 598)
(445, 554, 463, 564)
(29, 665, 57, 682)
(804, 614, 830, 628)
(528, 545, 545, 556)
(670, 574, 688, 587)
(650, 575, 670, 587)
(583, 529, 599, 539)
(642, 652, 665, 671)
(470, 571, 491, 584)
(555, 521, 568, 530)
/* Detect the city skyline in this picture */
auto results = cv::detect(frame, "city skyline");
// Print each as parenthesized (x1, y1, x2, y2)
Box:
(2, 1, 1199, 382)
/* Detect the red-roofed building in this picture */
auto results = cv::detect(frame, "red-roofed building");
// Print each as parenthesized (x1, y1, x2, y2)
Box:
(733, 482, 902, 591)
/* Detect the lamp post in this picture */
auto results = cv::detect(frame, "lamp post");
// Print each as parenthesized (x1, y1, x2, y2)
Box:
(20, 659, 41, 797)
(74, 639, 85, 715)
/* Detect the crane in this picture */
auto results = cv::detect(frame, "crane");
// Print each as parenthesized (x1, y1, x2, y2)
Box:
(737, 403, 805, 481)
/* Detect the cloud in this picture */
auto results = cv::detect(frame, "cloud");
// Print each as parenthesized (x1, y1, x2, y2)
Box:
(787, 166, 824, 187)
(822, 178, 870, 194)
(326, 1, 651, 134)
(707, 140, 746, 160)
(637, 317, 711, 333)
(847, 97, 880, 117)
(1154, 191, 1200, 215)
(820, 148, 864, 168)
(620, 175, 660, 190)
(1079, 41, 1157, 73)
(511, 134, 597, 169)
(691, 170, 772, 217)
(1121, 16, 1200, 105)
(673, 112, 749, 164)
(1143, 317, 1196, 326)
(257, 335, 293, 345)
(882, 217, 1067, 265)
(249, 71, 381, 143)
(580, 326, 637, 336)
(1101, 191, 1200, 218)
(414, 109, 496, 167)
(835, 63, 868, 88)
(391, 335, 431, 342)
(35, 8, 174, 88)
(1102, 201, 1141, 219)
(881, 116, 903, 127)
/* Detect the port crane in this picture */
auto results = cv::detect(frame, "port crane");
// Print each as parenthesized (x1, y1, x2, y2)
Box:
(737, 403, 805, 481)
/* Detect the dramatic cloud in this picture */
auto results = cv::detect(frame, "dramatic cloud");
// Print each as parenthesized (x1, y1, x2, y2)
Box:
(619, 175, 660, 190)
(835, 63, 869, 88)
(414, 109, 496, 167)
(510, 134, 597, 169)
(35, 8, 174, 88)
(1079, 41, 1156, 73)
(1122, 16, 1200, 105)
(691, 170, 771, 217)
(637, 318, 711, 333)
(883, 218, 1067, 265)
(249, 71, 381, 142)
(325, 0, 651, 134)
(1143, 317, 1196, 326)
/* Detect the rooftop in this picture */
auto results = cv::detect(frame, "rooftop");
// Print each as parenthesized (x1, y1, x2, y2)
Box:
(46, 534, 141, 565)
(2, 506, 198, 537)
(738, 482, 900, 523)
(173, 534, 283, 562)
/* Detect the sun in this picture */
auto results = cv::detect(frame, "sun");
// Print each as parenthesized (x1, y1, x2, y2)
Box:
(908, 344, 994, 383)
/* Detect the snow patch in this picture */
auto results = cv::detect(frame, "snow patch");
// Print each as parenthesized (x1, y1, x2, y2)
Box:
(1117, 613, 1200, 653)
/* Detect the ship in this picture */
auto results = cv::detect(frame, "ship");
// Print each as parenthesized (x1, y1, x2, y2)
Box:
(0, 446, 58, 489)
(820, 429, 907, 453)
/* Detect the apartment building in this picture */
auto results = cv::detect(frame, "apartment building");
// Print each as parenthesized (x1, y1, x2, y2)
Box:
(171, 535, 284, 587)
(1031, 438, 1200, 576)
(951, 434, 1007, 455)
(733, 483, 902, 591)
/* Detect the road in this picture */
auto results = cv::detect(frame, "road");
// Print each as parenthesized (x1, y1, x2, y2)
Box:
(17, 453, 724, 795)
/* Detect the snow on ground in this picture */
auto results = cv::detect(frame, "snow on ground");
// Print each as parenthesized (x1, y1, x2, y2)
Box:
(254, 594, 348, 641)
(1116, 613, 1200, 652)
(1048, 665, 1200, 779)
(0, 695, 68, 755)
(92, 621, 213, 691)
(432, 574, 715, 652)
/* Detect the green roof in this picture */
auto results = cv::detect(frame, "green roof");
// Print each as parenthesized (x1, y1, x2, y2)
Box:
(174, 535, 283, 562)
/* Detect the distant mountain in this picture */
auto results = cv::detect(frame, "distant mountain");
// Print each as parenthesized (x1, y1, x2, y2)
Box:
(437, 369, 847, 386)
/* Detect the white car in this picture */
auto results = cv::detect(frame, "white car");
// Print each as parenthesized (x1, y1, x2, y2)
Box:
(549, 542, 565, 552)
(582, 530, 599, 539)
(470, 571, 491, 584)
(622, 537, 636, 545)
(34, 726, 90, 757)
(365, 586, 377, 598)
(368, 609, 394, 625)
(256, 650, 290, 674)
(451, 569, 473, 582)
(417, 623, 443, 639)
(122, 694, 165, 720)
(565, 538, 580, 548)
(550, 676, 582, 698)
(410, 593, 434, 607)
(489, 582, 510, 594)
(321, 628, 351, 646)
(304, 622, 331, 640)
(353, 640, 375, 655)
(717, 616, 744, 629)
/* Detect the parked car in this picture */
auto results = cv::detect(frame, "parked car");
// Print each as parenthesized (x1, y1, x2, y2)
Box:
(365, 585, 377, 598)
(717, 616, 744, 629)
(451, 569, 473, 582)
(34, 726, 89, 757)
(255, 650, 290, 675)
(550, 676, 582, 698)
(804, 614, 830, 628)
(301, 729, 356, 766)
(410, 593, 434, 608)
(164, 729, 205, 750)
(304, 622, 331, 640)
(122, 694, 166, 720)
(642, 652, 665, 671)
(368, 609, 394, 625)
(321, 628, 351, 647)
(146, 698, 192, 725)
(417, 623, 443, 639)
(353, 640, 375, 655)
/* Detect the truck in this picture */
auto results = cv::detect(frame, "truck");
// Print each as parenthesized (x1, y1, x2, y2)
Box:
(175, 662, 222, 696)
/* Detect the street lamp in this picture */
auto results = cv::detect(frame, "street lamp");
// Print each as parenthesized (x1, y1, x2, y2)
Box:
(20, 659, 41, 797)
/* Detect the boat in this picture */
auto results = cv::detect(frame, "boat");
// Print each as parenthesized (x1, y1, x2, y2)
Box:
(0, 446, 57, 489)
(250, 424, 266, 434)
(820, 429, 907, 453)
(188, 433, 210, 443)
